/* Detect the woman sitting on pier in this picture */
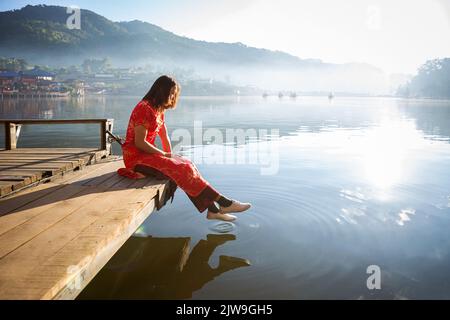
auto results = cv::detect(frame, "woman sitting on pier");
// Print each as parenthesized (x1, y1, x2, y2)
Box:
(118, 75, 251, 221)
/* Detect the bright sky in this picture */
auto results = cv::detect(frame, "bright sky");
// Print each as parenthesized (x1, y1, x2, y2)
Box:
(2, 0, 450, 74)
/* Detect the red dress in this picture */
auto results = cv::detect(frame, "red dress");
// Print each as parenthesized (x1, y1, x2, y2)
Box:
(118, 100, 218, 210)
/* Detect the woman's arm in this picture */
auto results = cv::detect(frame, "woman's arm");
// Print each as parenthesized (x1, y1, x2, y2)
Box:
(159, 123, 172, 153)
(134, 125, 167, 156)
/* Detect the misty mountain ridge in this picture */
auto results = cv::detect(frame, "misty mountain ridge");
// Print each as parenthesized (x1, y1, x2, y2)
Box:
(0, 4, 389, 93)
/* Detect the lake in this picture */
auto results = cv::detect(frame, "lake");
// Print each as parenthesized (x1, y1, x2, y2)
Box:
(1, 95, 450, 299)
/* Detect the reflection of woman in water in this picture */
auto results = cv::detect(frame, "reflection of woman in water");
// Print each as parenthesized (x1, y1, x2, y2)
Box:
(118, 75, 251, 221)
(78, 234, 250, 299)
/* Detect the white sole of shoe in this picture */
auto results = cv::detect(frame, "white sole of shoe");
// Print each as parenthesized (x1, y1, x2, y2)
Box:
(206, 211, 237, 222)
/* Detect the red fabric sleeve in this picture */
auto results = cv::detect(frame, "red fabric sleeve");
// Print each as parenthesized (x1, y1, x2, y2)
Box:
(131, 101, 158, 133)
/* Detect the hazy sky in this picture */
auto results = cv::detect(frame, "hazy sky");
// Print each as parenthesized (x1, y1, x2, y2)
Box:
(2, 0, 450, 74)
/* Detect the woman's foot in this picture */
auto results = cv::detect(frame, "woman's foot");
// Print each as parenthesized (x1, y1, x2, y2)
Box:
(207, 210, 237, 222)
(220, 200, 251, 214)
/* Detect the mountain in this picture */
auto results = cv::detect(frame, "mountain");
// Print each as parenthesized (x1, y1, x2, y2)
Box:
(0, 5, 388, 93)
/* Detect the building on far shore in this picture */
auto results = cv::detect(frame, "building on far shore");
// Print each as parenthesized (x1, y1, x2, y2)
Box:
(20, 68, 55, 87)
(1, 68, 75, 97)
(64, 79, 85, 96)
(0, 71, 20, 92)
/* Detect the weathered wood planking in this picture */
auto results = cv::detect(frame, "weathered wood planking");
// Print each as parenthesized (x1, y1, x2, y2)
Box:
(0, 148, 109, 197)
(0, 157, 170, 300)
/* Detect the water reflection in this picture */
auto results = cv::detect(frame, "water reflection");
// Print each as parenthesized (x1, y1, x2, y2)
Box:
(2, 96, 450, 299)
(78, 234, 250, 299)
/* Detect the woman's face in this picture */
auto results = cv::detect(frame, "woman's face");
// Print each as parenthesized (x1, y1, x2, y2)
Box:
(165, 86, 178, 109)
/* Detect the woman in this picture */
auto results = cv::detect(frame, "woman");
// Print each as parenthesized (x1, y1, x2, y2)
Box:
(118, 75, 251, 221)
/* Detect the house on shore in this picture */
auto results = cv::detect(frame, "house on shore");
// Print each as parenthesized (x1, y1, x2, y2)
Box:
(0, 71, 20, 92)
(20, 68, 55, 88)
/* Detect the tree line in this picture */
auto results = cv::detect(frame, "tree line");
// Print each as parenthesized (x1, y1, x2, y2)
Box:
(398, 58, 450, 99)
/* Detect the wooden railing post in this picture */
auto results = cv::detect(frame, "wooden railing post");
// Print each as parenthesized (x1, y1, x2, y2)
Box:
(106, 119, 114, 155)
(4, 122, 17, 150)
(100, 121, 107, 151)
(100, 119, 114, 155)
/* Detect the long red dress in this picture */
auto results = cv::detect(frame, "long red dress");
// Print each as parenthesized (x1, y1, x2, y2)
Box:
(118, 100, 219, 212)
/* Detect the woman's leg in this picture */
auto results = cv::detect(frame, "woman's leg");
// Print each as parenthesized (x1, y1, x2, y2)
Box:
(214, 194, 252, 214)
(214, 195, 233, 207)
(135, 163, 248, 220)
(135, 166, 235, 221)
(186, 185, 237, 221)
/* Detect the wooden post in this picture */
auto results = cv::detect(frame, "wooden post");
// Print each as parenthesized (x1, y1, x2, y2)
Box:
(16, 124, 22, 144)
(4, 122, 17, 150)
(100, 121, 107, 151)
(106, 119, 114, 155)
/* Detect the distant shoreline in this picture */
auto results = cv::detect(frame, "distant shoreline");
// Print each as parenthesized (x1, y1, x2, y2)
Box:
(1, 93, 450, 102)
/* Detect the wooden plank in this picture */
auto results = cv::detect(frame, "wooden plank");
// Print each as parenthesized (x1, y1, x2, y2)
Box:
(0, 147, 96, 155)
(0, 165, 63, 171)
(0, 153, 77, 157)
(0, 158, 123, 217)
(0, 173, 128, 259)
(0, 162, 75, 170)
(0, 159, 88, 166)
(0, 149, 102, 198)
(0, 160, 86, 167)
(0, 155, 171, 300)
(10, 180, 30, 191)
(0, 163, 82, 178)
(0, 176, 32, 182)
(0, 174, 140, 262)
(0, 159, 82, 165)
(52, 186, 162, 299)
(0, 162, 78, 171)
(0, 160, 124, 235)
(0, 167, 62, 176)
(2, 179, 164, 300)
(0, 181, 13, 197)
(0, 179, 30, 191)
(0, 160, 83, 169)
(0, 177, 161, 298)
(0, 155, 94, 169)
(0, 171, 43, 182)
(0, 155, 88, 162)
(1, 148, 100, 153)
(0, 149, 108, 167)
(0, 148, 100, 154)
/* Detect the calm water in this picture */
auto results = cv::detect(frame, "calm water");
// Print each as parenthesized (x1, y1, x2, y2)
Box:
(1, 96, 450, 299)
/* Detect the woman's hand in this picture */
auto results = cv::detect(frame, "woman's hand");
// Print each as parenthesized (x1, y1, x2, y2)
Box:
(163, 151, 172, 158)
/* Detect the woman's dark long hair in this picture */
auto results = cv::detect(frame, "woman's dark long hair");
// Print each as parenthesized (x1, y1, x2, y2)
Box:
(142, 75, 180, 112)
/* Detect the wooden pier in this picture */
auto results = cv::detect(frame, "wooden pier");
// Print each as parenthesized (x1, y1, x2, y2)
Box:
(0, 148, 109, 197)
(0, 120, 171, 299)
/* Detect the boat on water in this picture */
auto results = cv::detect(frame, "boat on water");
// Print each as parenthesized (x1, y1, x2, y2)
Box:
(278, 92, 283, 98)
(328, 92, 334, 100)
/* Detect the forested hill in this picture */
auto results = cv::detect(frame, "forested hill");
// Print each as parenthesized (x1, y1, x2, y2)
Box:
(0, 4, 387, 93)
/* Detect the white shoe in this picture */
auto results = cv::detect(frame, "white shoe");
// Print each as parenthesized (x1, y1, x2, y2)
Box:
(220, 200, 251, 214)
(207, 211, 237, 222)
